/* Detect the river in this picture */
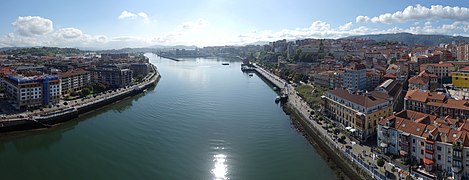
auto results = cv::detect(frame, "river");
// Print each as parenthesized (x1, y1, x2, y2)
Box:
(0, 53, 336, 180)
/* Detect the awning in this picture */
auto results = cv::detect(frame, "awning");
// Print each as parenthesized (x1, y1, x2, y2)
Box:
(345, 127, 352, 130)
(400, 150, 408, 156)
(380, 142, 388, 148)
(350, 128, 357, 132)
(424, 158, 434, 165)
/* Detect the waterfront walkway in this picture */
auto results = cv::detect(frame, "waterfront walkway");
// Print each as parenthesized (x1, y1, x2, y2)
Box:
(0, 64, 160, 123)
(254, 65, 398, 180)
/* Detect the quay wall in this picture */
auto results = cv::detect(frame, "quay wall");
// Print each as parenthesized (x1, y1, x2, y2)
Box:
(253, 65, 368, 180)
(0, 65, 161, 134)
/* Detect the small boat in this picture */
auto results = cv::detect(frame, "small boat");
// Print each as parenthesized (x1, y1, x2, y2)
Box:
(273, 87, 278, 91)
(248, 73, 253, 77)
(222, 62, 230, 65)
(275, 96, 281, 103)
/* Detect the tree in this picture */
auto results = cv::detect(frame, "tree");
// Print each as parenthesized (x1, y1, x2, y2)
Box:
(81, 88, 91, 97)
(377, 158, 385, 169)
(339, 135, 346, 142)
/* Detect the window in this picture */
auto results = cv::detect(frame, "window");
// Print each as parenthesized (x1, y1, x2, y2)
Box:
(413, 147, 416, 152)
(413, 139, 416, 144)
(437, 146, 442, 151)
(421, 141, 424, 146)
(421, 149, 424, 155)
(438, 155, 441, 160)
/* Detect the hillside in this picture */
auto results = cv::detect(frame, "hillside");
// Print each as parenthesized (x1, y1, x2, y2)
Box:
(343, 33, 469, 46)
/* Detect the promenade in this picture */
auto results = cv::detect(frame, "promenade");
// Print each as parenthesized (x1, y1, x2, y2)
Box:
(254, 64, 402, 180)
(0, 64, 160, 128)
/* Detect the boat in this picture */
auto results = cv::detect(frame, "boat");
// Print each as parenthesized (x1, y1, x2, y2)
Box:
(273, 87, 278, 91)
(222, 62, 230, 65)
(248, 73, 253, 77)
(275, 96, 281, 103)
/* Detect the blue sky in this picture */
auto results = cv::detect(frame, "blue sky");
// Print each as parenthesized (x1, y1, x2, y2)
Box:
(0, 0, 468, 49)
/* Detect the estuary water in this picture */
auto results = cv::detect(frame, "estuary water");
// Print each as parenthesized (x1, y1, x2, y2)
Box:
(0, 53, 336, 180)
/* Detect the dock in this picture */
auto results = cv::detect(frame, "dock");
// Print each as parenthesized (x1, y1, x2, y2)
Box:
(252, 64, 287, 90)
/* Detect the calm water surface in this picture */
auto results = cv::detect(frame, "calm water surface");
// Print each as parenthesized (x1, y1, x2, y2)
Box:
(0, 54, 336, 180)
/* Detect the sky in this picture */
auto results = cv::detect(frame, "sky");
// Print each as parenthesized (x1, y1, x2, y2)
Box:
(0, 0, 469, 49)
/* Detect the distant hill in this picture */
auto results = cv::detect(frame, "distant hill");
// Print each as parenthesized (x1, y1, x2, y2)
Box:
(343, 33, 469, 46)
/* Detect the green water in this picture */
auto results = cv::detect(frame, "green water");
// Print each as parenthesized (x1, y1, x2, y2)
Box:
(0, 54, 336, 180)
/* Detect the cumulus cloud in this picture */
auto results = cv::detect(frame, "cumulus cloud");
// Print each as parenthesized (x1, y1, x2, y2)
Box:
(55, 28, 83, 39)
(358, 4, 469, 24)
(339, 22, 353, 31)
(118, 10, 137, 19)
(356, 16, 370, 23)
(118, 10, 150, 22)
(13, 16, 53, 36)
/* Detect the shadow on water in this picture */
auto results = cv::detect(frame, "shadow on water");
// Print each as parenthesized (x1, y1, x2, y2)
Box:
(0, 84, 159, 148)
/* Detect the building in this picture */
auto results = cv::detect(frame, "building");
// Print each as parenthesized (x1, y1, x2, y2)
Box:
(313, 71, 336, 89)
(101, 53, 130, 60)
(130, 63, 150, 78)
(4, 75, 61, 110)
(90, 64, 133, 88)
(343, 63, 367, 91)
(375, 79, 405, 112)
(58, 69, 91, 94)
(420, 62, 455, 83)
(457, 44, 469, 61)
(378, 110, 469, 179)
(452, 66, 469, 88)
(322, 88, 393, 141)
(404, 89, 446, 113)
(408, 70, 438, 91)
(366, 69, 382, 91)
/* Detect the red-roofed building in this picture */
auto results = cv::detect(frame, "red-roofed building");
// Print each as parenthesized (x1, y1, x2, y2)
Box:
(378, 110, 469, 178)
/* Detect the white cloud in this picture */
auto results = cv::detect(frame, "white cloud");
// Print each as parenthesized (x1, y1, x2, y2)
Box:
(358, 4, 469, 24)
(118, 10, 151, 22)
(118, 10, 137, 19)
(179, 18, 209, 31)
(339, 22, 353, 31)
(55, 28, 83, 39)
(356, 16, 370, 23)
(13, 16, 53, 37)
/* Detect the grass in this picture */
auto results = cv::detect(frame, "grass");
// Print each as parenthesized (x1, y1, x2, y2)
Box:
(295, 84, 323, 107)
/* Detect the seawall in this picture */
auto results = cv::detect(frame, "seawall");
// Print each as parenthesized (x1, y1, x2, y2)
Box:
(0, 65, 161, 134)
(253, 64, 369, 180)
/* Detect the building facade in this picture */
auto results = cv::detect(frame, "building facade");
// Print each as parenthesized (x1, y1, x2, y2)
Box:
(378, 110, 469, 179)
(343, 64, 367, 91)
(90, 65, 133, 88)
(452, 66, 469, 88)
(58, 69, 91, 94)
(4, 75, 61, 110)
(322, 88, 393, 141)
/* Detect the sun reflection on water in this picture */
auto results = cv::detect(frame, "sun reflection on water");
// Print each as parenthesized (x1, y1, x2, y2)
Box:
(211, 154, 228, 180)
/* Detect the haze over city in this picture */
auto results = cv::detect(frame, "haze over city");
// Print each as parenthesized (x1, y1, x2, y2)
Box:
(1, 0, 469, 49)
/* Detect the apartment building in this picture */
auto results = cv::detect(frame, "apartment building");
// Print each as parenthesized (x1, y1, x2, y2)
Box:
(58, 69, 91, 94)
(452, 66, 469, 88)
(378, 110, 469, 179)
(322, 88, 393, 141)
(4, 75, 61, 110)
(343, 63, 367, 91)
(90, 64, 133, 88)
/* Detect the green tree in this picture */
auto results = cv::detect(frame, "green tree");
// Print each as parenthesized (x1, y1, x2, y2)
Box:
(81, 88, 91, 97)
(377, 158, 385, 169)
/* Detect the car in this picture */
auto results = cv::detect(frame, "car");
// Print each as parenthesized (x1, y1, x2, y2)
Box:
(345, 145, 352, 149)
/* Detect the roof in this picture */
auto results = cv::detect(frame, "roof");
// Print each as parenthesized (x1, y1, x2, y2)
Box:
(327, 88, 389, 108)
(405, 89, 445, 103)
(58, 69, 88, 78)
(408, 75, 428, 85)
(427, 99, 469, 111)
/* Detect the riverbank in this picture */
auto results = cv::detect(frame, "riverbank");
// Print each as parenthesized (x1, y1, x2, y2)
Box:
(0, 64, 161, 134)
(253, 64, 372, 180)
